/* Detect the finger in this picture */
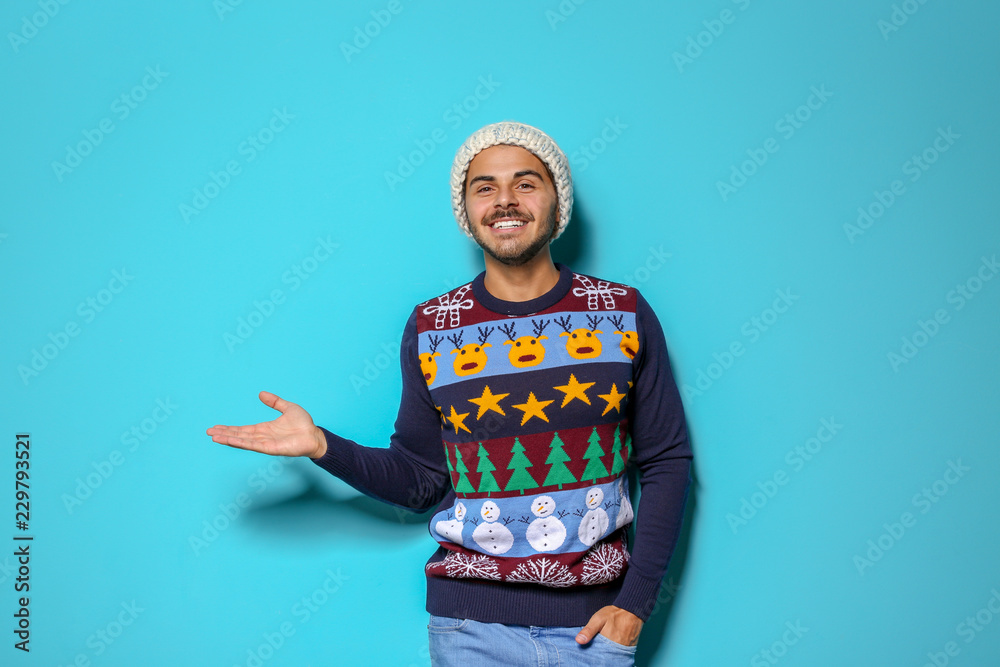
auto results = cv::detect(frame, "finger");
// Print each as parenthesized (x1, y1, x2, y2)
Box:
(207, 425, 260, 439)
(576, 617, 605, 645)
(209, 432, 253, 450)
(259, 390, 289, 413)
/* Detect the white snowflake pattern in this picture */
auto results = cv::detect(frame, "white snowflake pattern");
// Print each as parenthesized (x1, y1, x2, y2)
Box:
(571, 274, 627, 310)
(580, 541, 627, 585)
(421, 284, 474, 329)
(437, 552, 501, 580)
(506, 558, 578, 588)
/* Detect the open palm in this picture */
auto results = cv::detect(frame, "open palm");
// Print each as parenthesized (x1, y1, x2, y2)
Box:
(207, 391, 326, 459)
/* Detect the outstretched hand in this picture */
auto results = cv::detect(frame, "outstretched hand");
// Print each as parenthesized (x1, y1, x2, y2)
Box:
(206, 391, 327, 459)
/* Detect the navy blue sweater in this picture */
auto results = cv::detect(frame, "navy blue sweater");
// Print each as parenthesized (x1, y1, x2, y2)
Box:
(311, 263, 692, 626)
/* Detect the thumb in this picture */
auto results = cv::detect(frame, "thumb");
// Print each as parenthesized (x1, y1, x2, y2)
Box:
(258, 391, 287, 413)
(576, 617, 604, 645)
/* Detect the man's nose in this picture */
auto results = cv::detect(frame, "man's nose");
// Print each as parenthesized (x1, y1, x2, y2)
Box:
(496, 184, 518, 207)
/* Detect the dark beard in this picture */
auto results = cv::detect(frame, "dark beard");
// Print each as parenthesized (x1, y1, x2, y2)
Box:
(471, 203, 557, 267)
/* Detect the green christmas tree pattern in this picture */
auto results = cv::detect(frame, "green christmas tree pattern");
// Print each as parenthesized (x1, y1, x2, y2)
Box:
(610, 424, 626, 475)
(580, 427, 610, 483)
(504, 437, 539, 495)
(454, 445, 476, 495)
(542, 432, 577, 489)
(476, 442, 501, 495)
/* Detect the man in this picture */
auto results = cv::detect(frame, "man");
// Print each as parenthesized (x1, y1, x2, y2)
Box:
(207, 121, 692, 666)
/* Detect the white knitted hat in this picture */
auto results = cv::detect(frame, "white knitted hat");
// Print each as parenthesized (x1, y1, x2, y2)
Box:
(450, 121, 573, 241)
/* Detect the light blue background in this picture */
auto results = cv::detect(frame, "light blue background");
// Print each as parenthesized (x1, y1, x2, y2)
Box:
(2, 1, 998, 665)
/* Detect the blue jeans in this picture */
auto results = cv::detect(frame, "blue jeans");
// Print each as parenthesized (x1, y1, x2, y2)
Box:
(427, 614, 637, 666)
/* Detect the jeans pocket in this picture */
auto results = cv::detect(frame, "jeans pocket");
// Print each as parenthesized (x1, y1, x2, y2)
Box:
(594, 632, 638, 653)
(427, 614, 469, 633)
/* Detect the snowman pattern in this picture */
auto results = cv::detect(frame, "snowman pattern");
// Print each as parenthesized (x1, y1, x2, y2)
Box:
(434, 501, 466, 545)
(578, 487, 611, 547)
(614, 476, 634, 529)
(525, 495, 567, 552)
(472, 501, 514, 555)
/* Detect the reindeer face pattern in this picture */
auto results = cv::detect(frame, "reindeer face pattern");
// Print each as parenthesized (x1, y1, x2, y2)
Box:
(560, 328, 603, 359)
(499, 319, 550, 368)
(421, 335, 446, 385)
(447, 329, 493, 377)
(452, 343, 491, 376)
(419, 351, 442, 384)
(505, 335, 548, 367)
(555, 314, 604, 360)
(419, 311, 636, 387)
(614, 331, 639, 359)
(607, 314, 638, 359)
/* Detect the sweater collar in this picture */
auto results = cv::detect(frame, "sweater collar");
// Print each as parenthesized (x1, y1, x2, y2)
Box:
(472, 263, 572, 316)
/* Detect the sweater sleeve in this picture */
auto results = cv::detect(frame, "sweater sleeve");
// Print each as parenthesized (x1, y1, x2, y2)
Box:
(612, 290, 693, 621)
(309, 307, 452, 512)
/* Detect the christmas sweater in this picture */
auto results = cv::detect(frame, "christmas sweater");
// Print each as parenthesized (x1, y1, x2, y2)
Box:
(311, 263, 692, 626)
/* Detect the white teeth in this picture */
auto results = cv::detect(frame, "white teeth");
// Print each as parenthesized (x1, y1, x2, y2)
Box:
(492, 219, 526, 229)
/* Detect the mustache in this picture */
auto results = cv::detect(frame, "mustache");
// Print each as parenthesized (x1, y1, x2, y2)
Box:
(486, 209, 532, 223)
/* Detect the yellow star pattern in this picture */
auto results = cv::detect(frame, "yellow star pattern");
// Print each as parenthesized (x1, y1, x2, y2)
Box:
(552, 374, 595, 408)
(511, 392, 554, 426)
(447, 406, 471, 434)
(598, 383, 627, 416)
(468, 385, 509, 419)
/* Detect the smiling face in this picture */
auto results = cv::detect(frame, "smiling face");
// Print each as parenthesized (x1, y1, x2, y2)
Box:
(480, 501, 500, 522)
(585, 487, 604, 509)
(464, 145, 559, 267)
(531, 495, 556, 518)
